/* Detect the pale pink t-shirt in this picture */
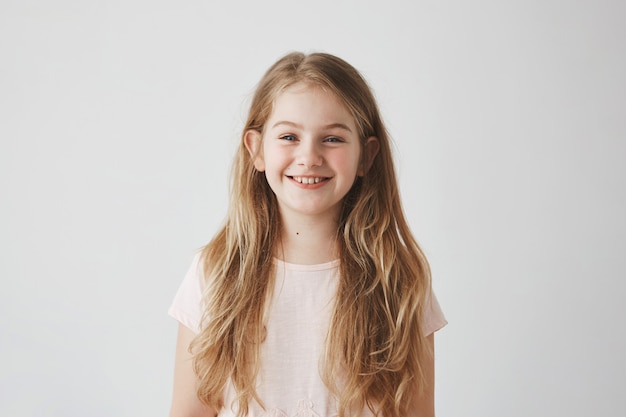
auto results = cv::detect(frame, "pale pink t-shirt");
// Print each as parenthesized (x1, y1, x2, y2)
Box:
(169, 254, 447, 417)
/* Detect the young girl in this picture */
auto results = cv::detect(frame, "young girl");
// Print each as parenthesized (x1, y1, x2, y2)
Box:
(169, 52, 447, 417)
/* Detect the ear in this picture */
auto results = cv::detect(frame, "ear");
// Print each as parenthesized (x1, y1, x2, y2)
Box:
(244, 130, 265, 172)
(358, 136, 379, 176)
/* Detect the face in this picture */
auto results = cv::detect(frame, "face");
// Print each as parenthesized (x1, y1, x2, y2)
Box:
(245, 82, 378, 222)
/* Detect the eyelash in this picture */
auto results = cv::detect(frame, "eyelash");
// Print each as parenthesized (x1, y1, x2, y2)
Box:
(324, 137, 343, 143)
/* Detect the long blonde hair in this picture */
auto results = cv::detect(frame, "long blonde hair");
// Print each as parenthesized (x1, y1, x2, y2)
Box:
(191, 52, 432, 417)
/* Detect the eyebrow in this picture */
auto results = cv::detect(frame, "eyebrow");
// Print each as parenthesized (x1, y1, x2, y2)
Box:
(271, 121, 353, 132)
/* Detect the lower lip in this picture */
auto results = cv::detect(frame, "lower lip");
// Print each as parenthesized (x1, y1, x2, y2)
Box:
(288, 177, 329, 189)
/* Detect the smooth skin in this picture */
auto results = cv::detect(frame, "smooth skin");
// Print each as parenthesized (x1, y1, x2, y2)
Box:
(244, 82, 379, 265)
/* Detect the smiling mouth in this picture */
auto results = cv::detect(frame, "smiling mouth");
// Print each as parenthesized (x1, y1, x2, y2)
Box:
(290, 176, 329, 184)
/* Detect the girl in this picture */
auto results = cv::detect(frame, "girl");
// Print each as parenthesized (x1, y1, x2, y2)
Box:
(169, 52, 446, 417)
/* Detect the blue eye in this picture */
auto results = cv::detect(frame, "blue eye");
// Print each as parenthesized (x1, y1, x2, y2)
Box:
(324, 137, 343, 143)
(280, 134, 297, 141)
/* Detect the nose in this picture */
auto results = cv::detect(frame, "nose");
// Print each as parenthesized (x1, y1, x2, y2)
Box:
(296, 140, 323, 168)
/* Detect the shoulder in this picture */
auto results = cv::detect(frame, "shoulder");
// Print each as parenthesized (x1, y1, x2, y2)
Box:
(168, 252, 206, 334)
(423, 290, 447, 336)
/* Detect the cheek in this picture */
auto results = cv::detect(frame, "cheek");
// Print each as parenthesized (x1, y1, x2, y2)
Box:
(335, 149, 362, 174)
(262, 142, 288, 162)
(262, 152, 285, 174)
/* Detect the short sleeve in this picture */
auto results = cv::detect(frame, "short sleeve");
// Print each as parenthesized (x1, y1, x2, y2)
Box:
(168, 253, 205, 334)
(422, 291, 447, 336)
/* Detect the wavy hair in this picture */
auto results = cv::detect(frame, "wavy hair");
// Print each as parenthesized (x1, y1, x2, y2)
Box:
(191, 52, 432, 417)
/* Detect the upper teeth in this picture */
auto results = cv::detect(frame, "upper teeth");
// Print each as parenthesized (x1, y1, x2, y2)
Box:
(294, 177, 322, 184)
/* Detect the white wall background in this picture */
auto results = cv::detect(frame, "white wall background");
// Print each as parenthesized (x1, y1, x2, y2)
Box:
(1, 0, 624, 416)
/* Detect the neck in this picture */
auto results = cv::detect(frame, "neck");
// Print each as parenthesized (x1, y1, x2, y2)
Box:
(275, 210, 339, 265)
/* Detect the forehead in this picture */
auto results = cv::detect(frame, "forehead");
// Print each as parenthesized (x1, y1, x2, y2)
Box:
(267, 82, 357, 130)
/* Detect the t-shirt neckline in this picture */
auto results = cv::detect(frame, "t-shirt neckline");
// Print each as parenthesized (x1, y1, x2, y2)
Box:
(272, 257, 340, 271)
